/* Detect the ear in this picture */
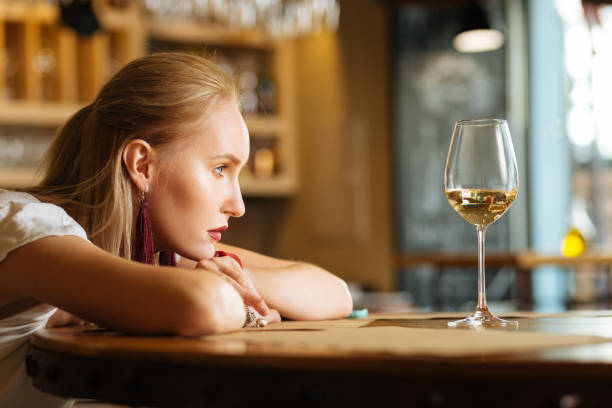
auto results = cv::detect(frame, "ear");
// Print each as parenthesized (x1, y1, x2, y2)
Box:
(122, 139, 156, 193)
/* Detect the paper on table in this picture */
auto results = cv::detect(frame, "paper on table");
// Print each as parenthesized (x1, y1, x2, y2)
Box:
(205, 325, 610, 357)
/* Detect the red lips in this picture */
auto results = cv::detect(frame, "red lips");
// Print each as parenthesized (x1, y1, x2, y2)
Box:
(208, 226, 228, 233)
(207, 226, 227, 241)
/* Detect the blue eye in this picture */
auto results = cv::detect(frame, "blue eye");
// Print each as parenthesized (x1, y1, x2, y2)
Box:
(214, 165, 228, 176)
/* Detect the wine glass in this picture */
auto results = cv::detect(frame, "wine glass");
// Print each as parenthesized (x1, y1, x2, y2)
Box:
(444, 119, 518, 327)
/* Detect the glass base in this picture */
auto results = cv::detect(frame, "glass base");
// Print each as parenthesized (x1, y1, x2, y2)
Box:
(448, 307, 518, 328)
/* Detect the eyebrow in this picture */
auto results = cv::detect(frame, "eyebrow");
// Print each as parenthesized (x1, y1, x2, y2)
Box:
(210, 154, 242, 164)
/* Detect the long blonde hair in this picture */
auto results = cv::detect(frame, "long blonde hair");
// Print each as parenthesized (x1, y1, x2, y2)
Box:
(26, 52, 240, 259)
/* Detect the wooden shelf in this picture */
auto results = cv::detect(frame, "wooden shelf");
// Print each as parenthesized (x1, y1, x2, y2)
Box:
(239, 173, 297, 196)
(0, 2, 58, 23)
(0, 166, 297, 197)
(245, 116, 285, 136)
(0, 101, 83, 127)
(97, 5, 138, 32)
(0, 167, 42, 188)
(0, 102, 285, 134)
(0, 3, 297, 197)
(146, 19, 275, 49)
(394, 253, 518, 269)
(517, 251, 612, 269)
(395, 251, 612, 271)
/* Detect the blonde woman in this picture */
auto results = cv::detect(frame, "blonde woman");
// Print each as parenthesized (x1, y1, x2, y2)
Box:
(0, 52, 352, 407)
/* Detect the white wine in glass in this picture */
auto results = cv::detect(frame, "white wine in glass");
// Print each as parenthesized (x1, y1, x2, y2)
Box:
(444, 119, 518, 328)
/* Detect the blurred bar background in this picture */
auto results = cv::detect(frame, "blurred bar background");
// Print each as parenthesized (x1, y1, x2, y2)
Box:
(1, 0, 612, 313)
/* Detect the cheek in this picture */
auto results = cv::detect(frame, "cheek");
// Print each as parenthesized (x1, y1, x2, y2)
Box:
(156, 162, 210, 216)
(149, 161, 217, 245)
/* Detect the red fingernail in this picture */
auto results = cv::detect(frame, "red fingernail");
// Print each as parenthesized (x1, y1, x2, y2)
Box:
(227, 253, 243, 269)
(214, 250, 243, 269)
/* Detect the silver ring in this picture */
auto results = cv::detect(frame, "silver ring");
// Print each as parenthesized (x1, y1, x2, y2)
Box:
(243, 306, 258, 328)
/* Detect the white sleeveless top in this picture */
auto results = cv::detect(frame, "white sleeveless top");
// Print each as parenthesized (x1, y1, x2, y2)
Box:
(0, 189, 88, 408)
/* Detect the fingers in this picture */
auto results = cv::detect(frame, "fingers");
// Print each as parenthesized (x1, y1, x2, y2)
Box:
(237, 289, 269, 316)
(195, 258, 270, 316)
(214, 250, 243, 269)
(213, 254, 269, 315)
(46, 309, 86, 328)
(253, 298, 271, 316)
(263, 308, 282, 323)
(212, 257, 250, 287)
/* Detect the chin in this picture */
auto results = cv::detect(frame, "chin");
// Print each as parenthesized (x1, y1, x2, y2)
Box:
(176, 243, 216, 262)
(200, 243, 217, 261)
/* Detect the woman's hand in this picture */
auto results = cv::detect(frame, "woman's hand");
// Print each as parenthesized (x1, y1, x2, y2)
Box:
(210, 243, 353, 321)
(195, 255, 271, 317)
(253, 307, 282, 325)
(46, 308, 86, 328)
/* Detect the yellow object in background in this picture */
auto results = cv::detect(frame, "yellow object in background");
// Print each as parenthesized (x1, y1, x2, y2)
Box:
(561, 227, 586, 257)
(253, 148, 275, 179)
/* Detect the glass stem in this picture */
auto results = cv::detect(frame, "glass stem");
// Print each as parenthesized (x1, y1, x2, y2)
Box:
(477, 225, 488, 310)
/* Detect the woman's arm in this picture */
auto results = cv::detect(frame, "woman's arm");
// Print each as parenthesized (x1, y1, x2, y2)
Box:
(0, 236, 246, 335)
(180, 243, 353, 320)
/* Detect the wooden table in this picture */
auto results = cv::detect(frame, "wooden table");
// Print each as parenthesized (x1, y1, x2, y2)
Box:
(28, 312, 612, 408)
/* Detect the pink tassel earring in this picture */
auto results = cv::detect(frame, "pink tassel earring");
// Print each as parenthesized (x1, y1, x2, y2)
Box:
(159, 250, 176, 266)
(133, 191, 155, 265)
(132, 190, 176, 267)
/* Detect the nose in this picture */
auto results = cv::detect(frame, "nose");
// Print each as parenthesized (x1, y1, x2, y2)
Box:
(222, 180, 245, 218)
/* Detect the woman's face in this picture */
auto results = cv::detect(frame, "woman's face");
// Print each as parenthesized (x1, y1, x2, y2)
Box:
(148, 99, 249, 261)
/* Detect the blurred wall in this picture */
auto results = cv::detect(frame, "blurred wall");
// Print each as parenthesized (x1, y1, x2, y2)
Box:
(223, 0, 394, 290)
(527, 0, 569, 310)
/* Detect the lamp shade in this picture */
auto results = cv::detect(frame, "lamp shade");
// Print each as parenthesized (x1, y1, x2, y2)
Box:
(453, 2, 504, 53)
